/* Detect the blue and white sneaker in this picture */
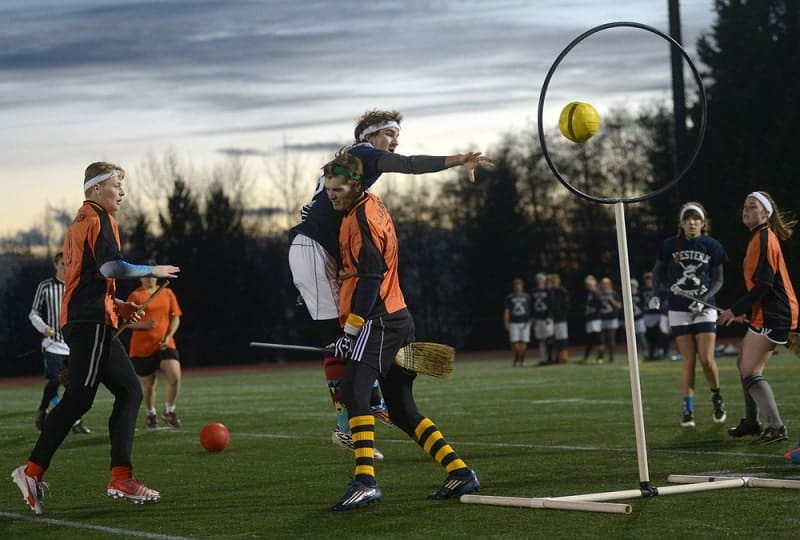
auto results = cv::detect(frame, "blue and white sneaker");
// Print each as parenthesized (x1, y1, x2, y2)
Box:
(332, 480, 382, 511)
(428, 469, 480, 500)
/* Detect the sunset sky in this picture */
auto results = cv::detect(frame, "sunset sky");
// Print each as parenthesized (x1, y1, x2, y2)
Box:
(0, 0, 715, 237)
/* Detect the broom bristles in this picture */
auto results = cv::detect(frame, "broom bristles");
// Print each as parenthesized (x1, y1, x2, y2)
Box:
(787, 331, 800, 358)
(394, 342, 455, 378)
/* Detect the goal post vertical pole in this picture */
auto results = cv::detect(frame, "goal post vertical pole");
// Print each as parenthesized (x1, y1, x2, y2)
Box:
(613, 201, 655, 494)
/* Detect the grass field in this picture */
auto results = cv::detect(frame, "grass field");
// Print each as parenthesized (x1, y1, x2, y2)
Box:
(2, 350, 800, 539)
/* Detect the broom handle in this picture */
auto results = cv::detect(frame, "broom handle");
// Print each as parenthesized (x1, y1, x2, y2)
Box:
(113, 280, 170, 339)
(250, 342, 334, 354)
(671, 289, 722, 312)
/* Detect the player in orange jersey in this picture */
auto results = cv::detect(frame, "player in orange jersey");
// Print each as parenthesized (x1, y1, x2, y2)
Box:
(323, 151, 479, 511)
(719, 191, 798, 446)
(127, 270, 184, 429)
(11, 161, 179, 515)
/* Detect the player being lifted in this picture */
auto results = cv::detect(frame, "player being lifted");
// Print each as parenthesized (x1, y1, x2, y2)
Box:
(288, 109, 492, 455)
(322, 150, 479, 511)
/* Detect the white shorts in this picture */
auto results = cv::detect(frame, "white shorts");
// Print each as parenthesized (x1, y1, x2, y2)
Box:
(643, 313, 661, 328)
(602, 318, 619, 331)
(668, 309, 718, 327)
(553, 321, 568, 341)
(659, 315, 670, 335)
(634, 318, 646, 334)
(534, 319, 554, 340)
(288, 234, 339, 320)
(508, 322, 530, 343)
(586, 319, 602, 334)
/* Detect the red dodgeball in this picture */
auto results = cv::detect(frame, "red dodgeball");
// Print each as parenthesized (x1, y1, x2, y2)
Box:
(200, 422, 230, 452)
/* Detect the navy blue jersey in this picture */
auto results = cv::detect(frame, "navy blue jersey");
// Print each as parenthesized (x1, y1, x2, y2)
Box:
(504, 292, 532, 323)
(291, 142, 387, 261)
(530, 287, 553, 320)
(584, 291, 602, 321)
(597, 291, 620, 320)
(658, 234, 728, 311)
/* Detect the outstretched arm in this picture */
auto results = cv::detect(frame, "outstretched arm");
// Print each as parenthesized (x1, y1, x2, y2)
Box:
(377, 151, 493, 182)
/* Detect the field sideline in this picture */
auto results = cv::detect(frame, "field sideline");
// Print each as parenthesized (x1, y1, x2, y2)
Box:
(1, 350, 799, 539)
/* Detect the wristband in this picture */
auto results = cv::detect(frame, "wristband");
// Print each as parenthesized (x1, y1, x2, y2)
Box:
(344, 313, 365, 335)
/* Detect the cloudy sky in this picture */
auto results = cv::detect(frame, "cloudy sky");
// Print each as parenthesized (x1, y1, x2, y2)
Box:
(0, 0, 716, 236)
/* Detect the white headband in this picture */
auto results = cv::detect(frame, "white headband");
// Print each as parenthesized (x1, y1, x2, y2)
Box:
(358, 120, 400, 141)
(680, 203, 705, 221)
(84, 169, 121, 191)
(748, 191, 773, 217)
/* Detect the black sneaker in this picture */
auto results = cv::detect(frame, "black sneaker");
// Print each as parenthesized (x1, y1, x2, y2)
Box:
(161, 411, 182, 428)
(727, 418, 763, 438)
(680, 411, 695, 428)
(332, 480, 382, 511)
(428, 469, 480, 500)
(712, 394, 727, 423)
(753, 425, 788, 445)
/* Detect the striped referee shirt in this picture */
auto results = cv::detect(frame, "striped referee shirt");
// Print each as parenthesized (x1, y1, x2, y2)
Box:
(29, 276, 69, 355)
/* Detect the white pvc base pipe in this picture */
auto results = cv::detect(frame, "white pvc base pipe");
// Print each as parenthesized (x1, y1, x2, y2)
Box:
(460, 494, 631, 514)
(668, 474, 800, 489)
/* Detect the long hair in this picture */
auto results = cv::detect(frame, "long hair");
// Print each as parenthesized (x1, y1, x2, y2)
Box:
(752, 191, 797, 241)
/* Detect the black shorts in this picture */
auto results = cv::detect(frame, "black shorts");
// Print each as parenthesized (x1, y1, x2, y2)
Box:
(350, 309, 414, 377)
(747, 325, 790, 345)
(131, 348, 180, 377)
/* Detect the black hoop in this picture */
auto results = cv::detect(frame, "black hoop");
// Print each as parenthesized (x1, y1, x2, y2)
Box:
(536, 21, 707, 204)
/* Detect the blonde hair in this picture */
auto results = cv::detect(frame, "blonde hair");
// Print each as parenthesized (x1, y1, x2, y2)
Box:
(84, 161, 125, 195)
(322, 149, 364, 186)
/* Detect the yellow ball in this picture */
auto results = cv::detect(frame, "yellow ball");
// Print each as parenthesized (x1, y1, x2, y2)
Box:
(559, 101, 600, 143)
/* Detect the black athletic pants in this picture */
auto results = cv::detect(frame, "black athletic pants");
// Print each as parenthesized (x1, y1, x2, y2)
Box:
(30, 323, 142, 471)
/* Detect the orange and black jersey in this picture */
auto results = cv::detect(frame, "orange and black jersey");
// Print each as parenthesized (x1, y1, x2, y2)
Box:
(731, 223, 798, 330)
(60, 200, 122, 329)
(338, 193, 406, 325)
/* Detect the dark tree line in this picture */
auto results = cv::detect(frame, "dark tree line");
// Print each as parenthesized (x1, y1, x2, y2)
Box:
(2, 0, 798, 375)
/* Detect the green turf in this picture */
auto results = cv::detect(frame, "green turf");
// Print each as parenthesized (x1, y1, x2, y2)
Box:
(2, 351, 799, 539)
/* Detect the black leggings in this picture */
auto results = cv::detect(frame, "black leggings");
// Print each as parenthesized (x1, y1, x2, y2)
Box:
(341, 361, 423, 439)
(30, 323, 142, 470)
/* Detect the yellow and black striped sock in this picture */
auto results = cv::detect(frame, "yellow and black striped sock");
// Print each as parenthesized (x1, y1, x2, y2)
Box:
(350, 414, 376, 483)
(414, 417, 468, 474)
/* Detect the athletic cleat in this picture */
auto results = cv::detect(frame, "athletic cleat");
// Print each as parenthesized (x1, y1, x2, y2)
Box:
(107, 478, 161, 504)
(161, 411, 181, 428)
(371, 406, 393, 426)
(35, 409, 46, 432)
(332, 480, 382, 511)
(71, 419, 91, 434)
(331, 427, 355, 450)
(712, 394, 727, 424)
(727, 418, 762, 438)
(428, 469, 480, 500)
(680, 411, 695, 428)
(146, 412, 158, 430)
(11, 465, 47, 515)
(331, 428, 384, 461)
(753, 425, 788, 445)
